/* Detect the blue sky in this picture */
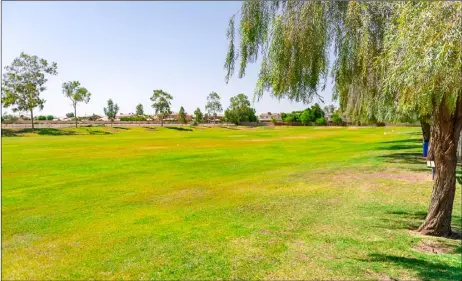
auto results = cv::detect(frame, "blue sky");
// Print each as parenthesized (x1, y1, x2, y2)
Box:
(2, 1, 334, 117)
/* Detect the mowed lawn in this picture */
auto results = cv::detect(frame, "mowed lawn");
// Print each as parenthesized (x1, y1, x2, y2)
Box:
(2, 126, 461, 280)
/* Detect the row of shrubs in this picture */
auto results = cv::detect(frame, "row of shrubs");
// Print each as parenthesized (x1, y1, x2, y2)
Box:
(273, 117, 340, 126)
(37, 115, 55, 120)
(119, 116, 147, 121)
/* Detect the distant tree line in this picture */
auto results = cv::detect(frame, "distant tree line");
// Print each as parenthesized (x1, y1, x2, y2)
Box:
(2, 52, 337, 128)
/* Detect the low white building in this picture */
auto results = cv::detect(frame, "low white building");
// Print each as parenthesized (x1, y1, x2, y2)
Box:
(259, 112, 282, 122)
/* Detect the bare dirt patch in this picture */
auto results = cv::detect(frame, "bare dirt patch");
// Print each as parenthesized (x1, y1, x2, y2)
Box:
(333, 169, 430, 184)
(412, 240, 453, 254)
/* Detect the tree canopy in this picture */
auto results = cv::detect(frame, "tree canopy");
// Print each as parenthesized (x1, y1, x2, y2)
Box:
(136, 103, 144, 116)
(1, 52, 58, 129)
(150, 89, 173, 126)
(224, 93, 258, 125)
(225, 1, 461, 123)
(193, 107, 203, 124)
(178, 106, 187, 124)
(62, 80, 91, 127)
(205, 92, 223, 124)
(104, 99, 119, 124)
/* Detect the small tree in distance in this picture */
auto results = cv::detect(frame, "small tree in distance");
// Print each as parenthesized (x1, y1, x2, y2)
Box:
(150, 89, 172, 127)
(178, 106, 187, 125)
(62, 80, 91, 128)
(1, 52, 58, 130)
(205, 91, 222, 125)
(104, 99, 119, 127)
(66, 112, 75, 118)
(224, 93, 257, 125)
(136, 103, 144, 116)
(193, 107, 203, 125)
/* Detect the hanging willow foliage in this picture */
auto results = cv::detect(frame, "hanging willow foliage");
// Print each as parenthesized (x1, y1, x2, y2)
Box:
(225, 1, 462, 123)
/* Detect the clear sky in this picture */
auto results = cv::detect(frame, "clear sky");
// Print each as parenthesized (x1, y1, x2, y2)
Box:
(2, 1, 334, 117)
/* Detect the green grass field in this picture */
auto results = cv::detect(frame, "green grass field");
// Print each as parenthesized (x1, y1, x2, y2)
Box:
(2, 126, 461, 280)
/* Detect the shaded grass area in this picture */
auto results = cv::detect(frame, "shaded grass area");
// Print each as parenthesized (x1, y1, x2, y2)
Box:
(366, 254, 462, 281)
(164, 126, 193, 131)
(2, 128, 77, 136)
(2, 127, 113, 137)
(2, 126, 460, 280)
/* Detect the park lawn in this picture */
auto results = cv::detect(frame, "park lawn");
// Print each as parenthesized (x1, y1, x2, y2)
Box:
(1, 125, 461, 280)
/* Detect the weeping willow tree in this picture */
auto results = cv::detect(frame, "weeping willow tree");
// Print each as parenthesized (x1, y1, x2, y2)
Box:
(225, 0, 462, 237)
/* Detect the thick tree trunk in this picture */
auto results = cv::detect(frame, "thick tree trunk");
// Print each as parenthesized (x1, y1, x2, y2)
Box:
(74, 106, 78, 128)
(30, 109, 34, 130)
(418, 98, 462, 237)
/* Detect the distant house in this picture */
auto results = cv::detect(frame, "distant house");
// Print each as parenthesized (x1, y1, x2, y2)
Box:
(115, 113, 135, 121)
(204, 114, 224, 123)
(80, 114, 93, 121)
(342, 115, 351, 124)
(259, 112, 282, 122)
(161, 112, 193, 122)
(325, 113, 333, 122)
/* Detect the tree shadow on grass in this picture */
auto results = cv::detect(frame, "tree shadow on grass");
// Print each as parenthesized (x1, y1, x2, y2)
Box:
(2, 128, 31, 137)
(366, 254, 462, 281)
(165, 127, 192, 132)
(2, 128, 77, 137)
(87, 129, 111, 135)
(380, 144, 422, 150)
(375, 210, 427, 231)
(376, 210, 462, 239)
(378, 152, 428, 172)
(113, 126, 130, 130)
(143, 127, 157, 131)
(380, 138, 422, 144)
(221, 126, 240, 130)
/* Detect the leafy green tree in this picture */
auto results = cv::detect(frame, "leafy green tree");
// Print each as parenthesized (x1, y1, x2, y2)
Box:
(310, 103, 324, 120)
(46, 115, 54, 121)
(62, 81, 91, 128)
(37, 115, 47, 120)
(224, 1, 462, 236)
(331, 112, 343, 125)
(1, 52, 58, 130)
(104, 99, 119, 126)
(315, 117, 327, 126)
(205, 91, 223, 125)
(194, 108, 203, 124)
(299, 110, 312, 125)
(66, 112, 75, 118)
(136, 103, 144, 116)
(150, 89, 172, 127)
(224, 93, 257, 125)
(178, 106, 187, 125)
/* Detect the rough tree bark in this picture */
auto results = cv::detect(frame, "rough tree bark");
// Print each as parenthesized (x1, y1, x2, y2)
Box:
(418, 97, 462, 237)
(30, 109, 34, 130)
